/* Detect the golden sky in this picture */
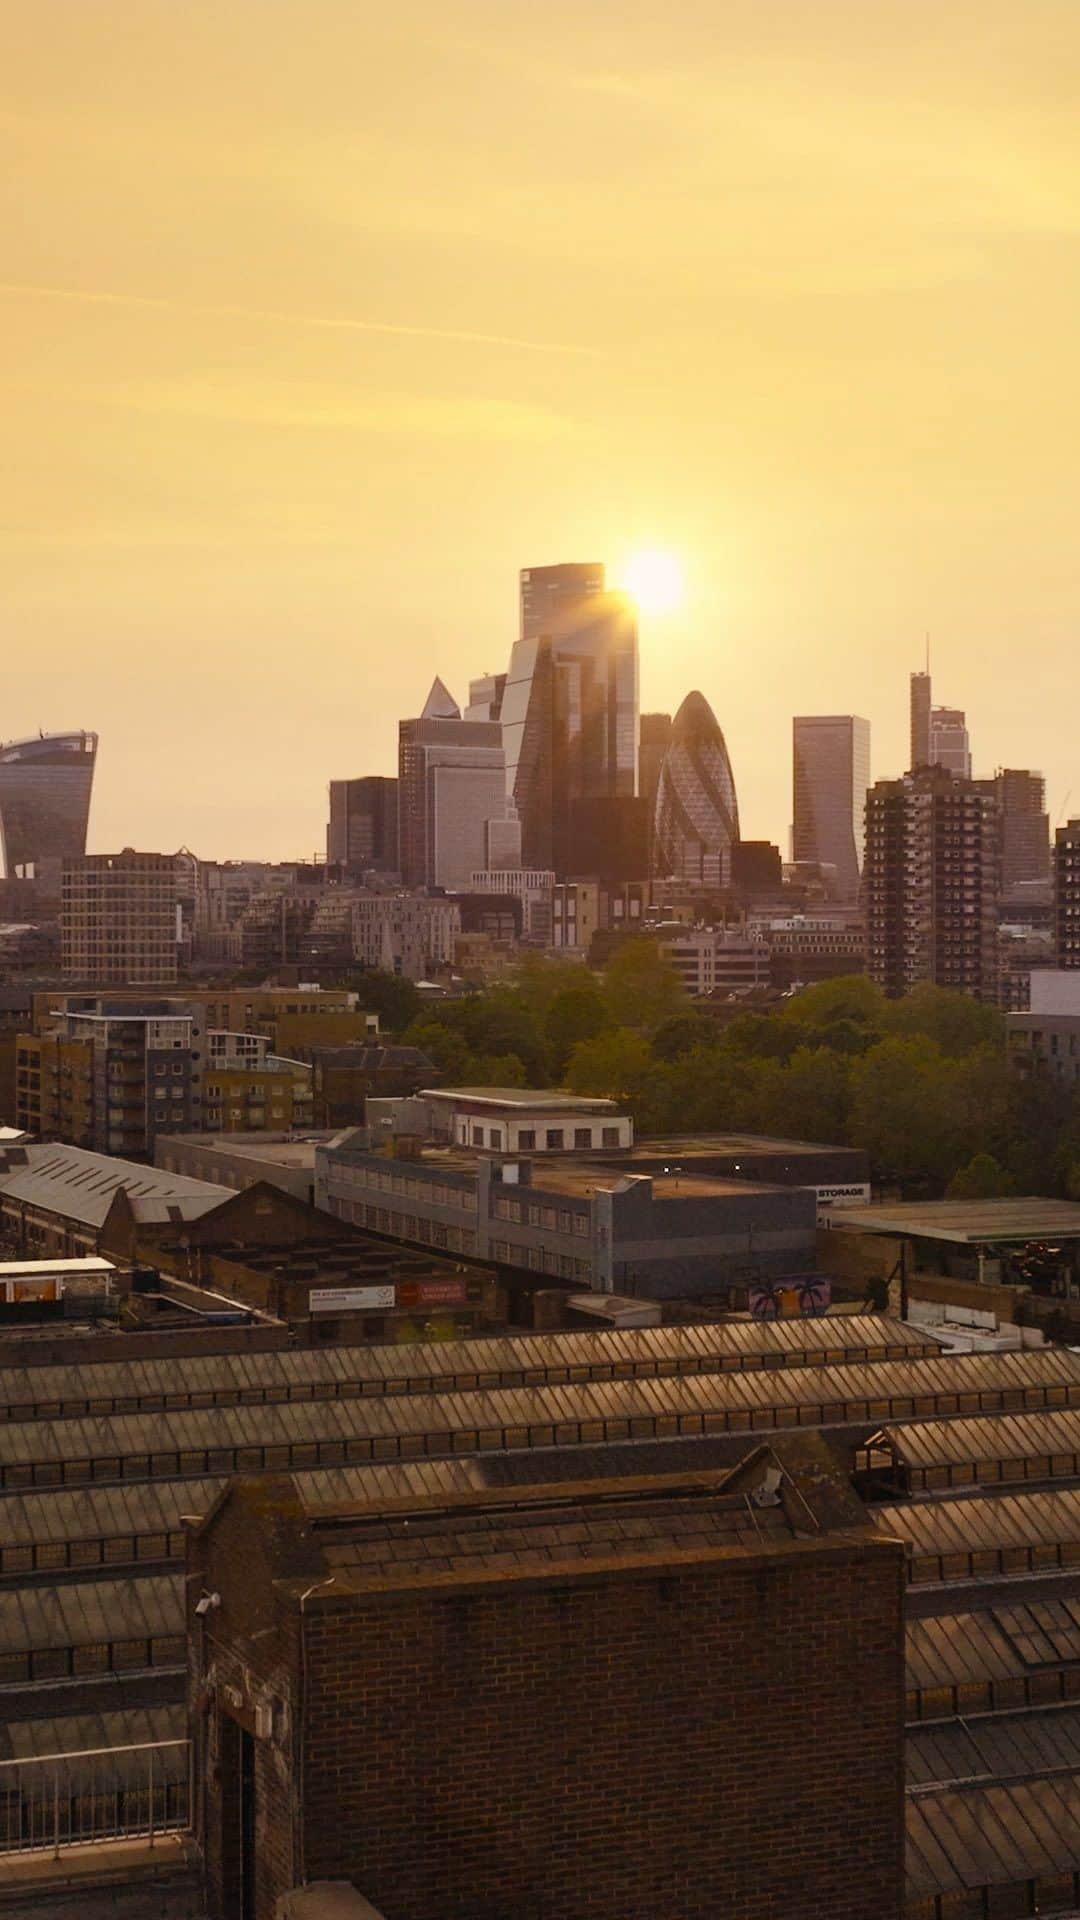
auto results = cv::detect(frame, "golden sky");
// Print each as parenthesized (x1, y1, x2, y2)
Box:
(5, 0, 1080, 859)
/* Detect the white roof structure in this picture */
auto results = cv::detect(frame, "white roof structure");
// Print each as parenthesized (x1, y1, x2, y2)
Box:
(0, 1142, 232, 1229)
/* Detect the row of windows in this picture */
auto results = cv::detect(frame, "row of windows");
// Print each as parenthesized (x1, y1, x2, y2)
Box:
(492, 1195, 589, 1235)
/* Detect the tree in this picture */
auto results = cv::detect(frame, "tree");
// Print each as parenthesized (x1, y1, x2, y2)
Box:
(947, 1154, 1016, 1200)
(751, 1047, 852, 1145)
(848, 1036, 962, 1190)
(336, 969, 420, 1035)
(779, 975, 887, 1031)
(544, 981, 611, 1079)
(564, 1029, 655, 1108)
(601, 938, 686, 1032)
(883, 982, 1004, 1058)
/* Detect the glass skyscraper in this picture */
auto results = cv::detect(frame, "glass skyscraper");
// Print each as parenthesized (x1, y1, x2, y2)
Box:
(0, 731, 98, 891)
(502, 563, 638, 874)
(652, 692, 740, 887)
(792, 715, 871, 904)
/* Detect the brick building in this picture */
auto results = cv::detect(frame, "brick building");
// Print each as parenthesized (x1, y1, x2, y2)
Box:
(188, 1443, 905, 1920)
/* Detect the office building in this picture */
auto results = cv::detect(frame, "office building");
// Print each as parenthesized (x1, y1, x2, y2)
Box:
(929, 705, 972, 778)
(639, 711, 672, 812)
(1057, 819, 1080, 968)
(864, 768, 1000, 999)
(318, 1100, 819, 1296)
(326, 776, 398, 872)
(0, 730, 98, 899)
(791, 715, 871, 904)
(501, 563, 639, 872)
(398, 680, 511, 890)
(463, 671, 506, 722)
(61, 850, 178, 985)
(567, 794, 650, 885)
(909, 670, 932, 770)
(470, 867, 556, 943)
(982, 768, 1049, 891)
(652, 691, 739, 886)
(656, 925, 771, 998)
(730, 839, 784, 901)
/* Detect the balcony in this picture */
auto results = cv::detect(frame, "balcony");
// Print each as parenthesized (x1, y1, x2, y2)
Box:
(0, 1739, 190, 1862)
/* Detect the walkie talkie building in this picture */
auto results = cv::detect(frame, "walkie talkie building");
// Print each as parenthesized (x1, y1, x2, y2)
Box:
(0, 731, 98, 890)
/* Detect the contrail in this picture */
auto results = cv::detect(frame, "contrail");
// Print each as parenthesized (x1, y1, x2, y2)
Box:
(0, 280, 594, 357)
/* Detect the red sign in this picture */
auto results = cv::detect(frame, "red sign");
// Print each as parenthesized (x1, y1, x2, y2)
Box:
(397, 1278, 468, 1308)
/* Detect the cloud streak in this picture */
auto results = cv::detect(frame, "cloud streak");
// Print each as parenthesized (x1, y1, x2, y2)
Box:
(0, 280, 595, 358)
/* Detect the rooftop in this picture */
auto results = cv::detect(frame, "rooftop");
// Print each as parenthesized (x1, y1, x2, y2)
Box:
(830, 1196, 1080, 1244)
(164, 1130, 337, 1168)
(0, 1142, 232, 1228)
(423, 1086, 619, 1113)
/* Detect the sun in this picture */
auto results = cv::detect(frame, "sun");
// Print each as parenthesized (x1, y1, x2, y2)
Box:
(620, 548, 684, 614)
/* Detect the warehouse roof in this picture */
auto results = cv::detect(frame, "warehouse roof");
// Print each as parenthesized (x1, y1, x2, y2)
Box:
(830, 1196, 1080, 1244)
(0, 1312, 936, 1420)
(209, 1440, 884, 1599)
(0, 1142, 232, 1227)
(0, 1573, 182, 1655)
(907, 1774, 1080, 1901)
(867, 1408, 1080, 1474)
(908, 1706, 1080, 1790)
(4, 1346, 1078, 1488)
(875, 1486, 1080, 1562)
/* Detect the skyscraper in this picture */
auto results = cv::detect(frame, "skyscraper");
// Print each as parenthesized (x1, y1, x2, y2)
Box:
(791, 716, 871, 904)
(0, 730, 98, 893)
(327, 777, 399, 872)
(929, 706, 972, 778)
(991, 770, 1050, 892)
(908, 667, 971, 777)
(398, 680, 511, 891)
(909, 672, 931, 771)
(652, 692, 740, 887)
(1055, 820, 1080, 969)
(61, 850, 179, 985)
(501, 563, 639, 873)
(864, 768, 999, 999)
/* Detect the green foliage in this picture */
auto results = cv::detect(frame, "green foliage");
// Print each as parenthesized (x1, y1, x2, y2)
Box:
(947, 1154, 1017, 1200)
(393, 959, 1077, 1200)
(601, 939, 686, 1031)
(564, 1028, 655, 1108)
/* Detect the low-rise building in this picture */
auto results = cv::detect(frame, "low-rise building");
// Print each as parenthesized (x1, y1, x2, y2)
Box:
(1007, 969, 1080, 1084)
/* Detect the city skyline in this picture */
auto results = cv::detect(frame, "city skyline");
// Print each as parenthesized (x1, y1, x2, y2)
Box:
(6, 1, 1080, 860)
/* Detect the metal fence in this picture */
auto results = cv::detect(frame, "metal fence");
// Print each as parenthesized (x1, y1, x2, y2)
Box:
(0, 1739, 190, 1857)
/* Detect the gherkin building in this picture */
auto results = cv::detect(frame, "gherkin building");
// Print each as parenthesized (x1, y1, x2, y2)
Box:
(652, 691, 739, 885)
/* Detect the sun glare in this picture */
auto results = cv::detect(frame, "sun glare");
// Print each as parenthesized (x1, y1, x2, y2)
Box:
(621, 548, 684, 614)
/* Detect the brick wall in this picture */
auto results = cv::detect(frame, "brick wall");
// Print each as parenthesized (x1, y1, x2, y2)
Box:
(299, 1543, 904, 1920)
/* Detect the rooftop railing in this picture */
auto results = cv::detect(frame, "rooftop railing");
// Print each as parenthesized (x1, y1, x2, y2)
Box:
(0, 1739, 190, 1858)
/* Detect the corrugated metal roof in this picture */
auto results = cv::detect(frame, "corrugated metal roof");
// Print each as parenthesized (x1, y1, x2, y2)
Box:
(906, 1612, 1025, 1693)
(871, 1408, 1080, 1472)
(2, 1346, 1077, 1486)
(0, 1314, 937, 1419)
(906, 1773, 1080, 1897)
(1, 1704, 183, 1762)
(908, 1707, 1080, 1789)
(0, 1143, 230, 1227)
(992, 1598, 1080, 1667)
(0, 1573, 182, 1653)
(876, 1487, 1080, 1559)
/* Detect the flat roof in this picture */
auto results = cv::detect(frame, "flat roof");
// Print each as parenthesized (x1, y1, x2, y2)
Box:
(0, 1256, 115, 1278)
(829, 1197, 1080, 1244)
(164, 1130, 335, 1167)
(422, 1086, 619, 1113)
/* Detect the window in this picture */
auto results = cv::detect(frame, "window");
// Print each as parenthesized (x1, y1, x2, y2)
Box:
(518, 1129, 536, 1149)
(602, 1126, 620, 1147)
(472, 1126, 485, 1146)
(574, 1128, 592, 1149)
(546, 1129, 564, 1150)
